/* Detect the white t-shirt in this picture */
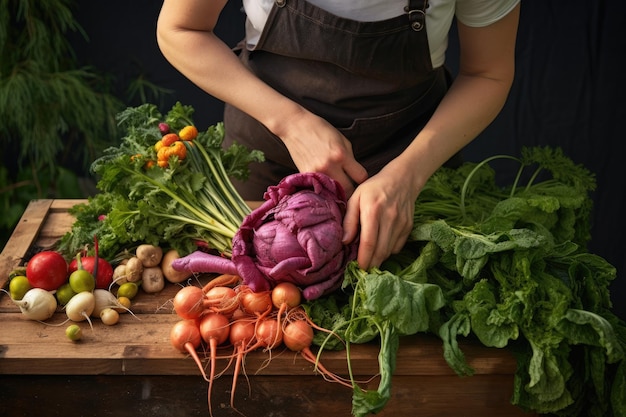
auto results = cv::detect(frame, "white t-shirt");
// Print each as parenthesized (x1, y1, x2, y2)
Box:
(242, 0, 520, 68)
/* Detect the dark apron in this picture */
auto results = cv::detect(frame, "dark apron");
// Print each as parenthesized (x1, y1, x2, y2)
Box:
(224, 0, 450, 199)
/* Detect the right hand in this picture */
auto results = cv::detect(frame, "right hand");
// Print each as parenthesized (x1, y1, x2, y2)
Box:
(276, 109, 368, 196)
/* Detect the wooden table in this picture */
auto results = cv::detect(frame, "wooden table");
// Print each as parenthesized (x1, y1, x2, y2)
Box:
(0, 200, 537, 417)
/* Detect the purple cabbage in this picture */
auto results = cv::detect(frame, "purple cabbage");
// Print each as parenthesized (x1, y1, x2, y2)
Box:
(172, 172, 357, 300)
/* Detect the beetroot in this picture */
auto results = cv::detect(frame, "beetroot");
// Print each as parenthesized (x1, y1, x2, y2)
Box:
(172, 172, 357, 300)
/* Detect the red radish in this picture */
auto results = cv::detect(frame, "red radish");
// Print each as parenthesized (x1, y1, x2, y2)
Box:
(199, 313, 230, 417)
(228, 319, 256, 409)
(204, 286, 238, 317)
(283, 319, 352, 389)
(26, 251, 68, 291)
(170, 320, 209, 382)
(173, 285, 205, 320)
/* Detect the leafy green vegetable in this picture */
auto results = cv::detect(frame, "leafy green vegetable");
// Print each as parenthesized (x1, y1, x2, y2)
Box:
(306, 146, 626, 417)
(57, 102, 263, 259)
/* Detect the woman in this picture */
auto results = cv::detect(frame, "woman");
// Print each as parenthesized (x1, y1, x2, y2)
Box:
(156, 0, 520, 270)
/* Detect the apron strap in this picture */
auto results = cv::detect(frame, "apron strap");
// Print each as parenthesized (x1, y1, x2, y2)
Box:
(406, 0, 428, 31)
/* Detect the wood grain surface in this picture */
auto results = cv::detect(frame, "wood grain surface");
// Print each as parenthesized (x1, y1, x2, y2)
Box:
(0, 200, 537, 417)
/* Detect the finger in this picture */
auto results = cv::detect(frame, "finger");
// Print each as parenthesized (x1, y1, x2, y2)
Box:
(342, 194, 360, 245)
(356, 207, 378, 270)
(343, 158, 368, 186)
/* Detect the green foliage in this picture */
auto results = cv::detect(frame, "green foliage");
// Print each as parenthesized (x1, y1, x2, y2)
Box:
(0, 0, 171, 252)
(0, 0, 126, 250)
(56, 103, 264, 260)
(305, 147, 625, 417)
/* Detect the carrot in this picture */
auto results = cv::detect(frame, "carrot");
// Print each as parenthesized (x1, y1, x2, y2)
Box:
(199, 312, 230, 417)
(170, 320, 209, 382)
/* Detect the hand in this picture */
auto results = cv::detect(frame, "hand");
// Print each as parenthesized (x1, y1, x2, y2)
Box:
(277, 110, 368, 196)
(342, 163, 419, 270)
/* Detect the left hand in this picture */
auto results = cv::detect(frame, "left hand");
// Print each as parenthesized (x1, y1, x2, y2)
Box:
(342, 163, 419, 270)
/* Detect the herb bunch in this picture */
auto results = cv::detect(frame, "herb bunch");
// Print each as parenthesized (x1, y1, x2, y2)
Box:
(57, 102, 264, 259)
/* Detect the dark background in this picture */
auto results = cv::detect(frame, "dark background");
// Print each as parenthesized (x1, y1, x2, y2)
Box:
(70, 0, 626, 320)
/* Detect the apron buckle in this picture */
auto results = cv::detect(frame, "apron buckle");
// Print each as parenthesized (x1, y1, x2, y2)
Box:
(405, 0, 428, 31)
(408, 10, 425, 31)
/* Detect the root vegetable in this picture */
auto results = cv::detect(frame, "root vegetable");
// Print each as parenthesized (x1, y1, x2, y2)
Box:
(170, 319, 209, 382)
(173, 285, 205, 320)
(11, 288, 57, 321)
(112, 264, 128, 285)
(141, 266, 165, 293)
(228, 319, 256, 410)
(65, 291, 96, 330)
(239, 287, 272, 316)
(100, 308, 120, 325)
(204, 286, 238, 317)
(124, 257, 143, 282)
(136, 244, 163, 267)
(199, 313, 230, 417)
(117, 282, 139, 299)
(92, 289, 131, 317)
(161, 249, 191, 283)
(283, 319, 351, 388)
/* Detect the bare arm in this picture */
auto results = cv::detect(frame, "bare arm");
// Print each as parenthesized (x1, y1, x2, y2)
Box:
(156, 0, 367, 192)
(343, 4, 521, 269)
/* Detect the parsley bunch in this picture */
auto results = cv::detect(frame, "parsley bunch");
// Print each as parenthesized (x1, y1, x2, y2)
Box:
(58, 102, 263, 259)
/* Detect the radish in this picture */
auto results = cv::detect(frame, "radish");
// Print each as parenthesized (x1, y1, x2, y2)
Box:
(65, 291, 96, 330)
(283, 319, 352, 389)
(173, 285, 205, 320)
(204, 286, 238, 317)
(199, 312, 230, 417)
(10, 288, 57, 321)
(170, 319, 209, 382)
(228, 318, 256, 410)
(239, 286, 272, 316)
(270, 282, 302, 340)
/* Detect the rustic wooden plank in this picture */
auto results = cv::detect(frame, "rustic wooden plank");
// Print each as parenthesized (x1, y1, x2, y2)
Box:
(0, 199, 538, 416)
(0, 373, 531, 417)
(0, 199, 53, 289)
(0, 312, 517, 377)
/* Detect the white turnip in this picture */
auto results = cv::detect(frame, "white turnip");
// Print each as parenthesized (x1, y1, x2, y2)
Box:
(65, 291, 96, 330)
(11, 288, 57, 321)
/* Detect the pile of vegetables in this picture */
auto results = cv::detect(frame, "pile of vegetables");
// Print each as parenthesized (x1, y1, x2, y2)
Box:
(171, 171, 358, 300)
(49, 102, 625, 417)
(168, 278, 345, 417)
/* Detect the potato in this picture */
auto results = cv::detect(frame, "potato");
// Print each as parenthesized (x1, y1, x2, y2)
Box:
(112, 264, 128, 285)
(124, 256, 144, 283)
(141, 266, 165, 293)
(136, 244, 163, 268)
(161, 249, 191, 283)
